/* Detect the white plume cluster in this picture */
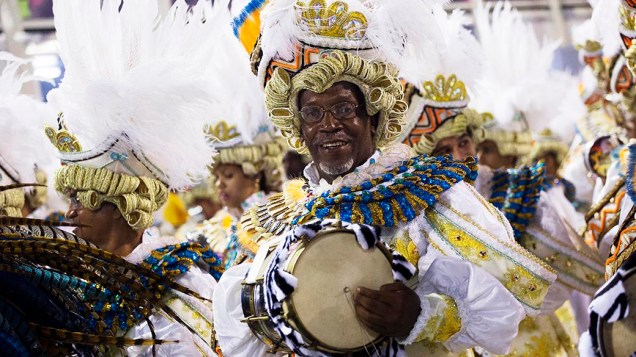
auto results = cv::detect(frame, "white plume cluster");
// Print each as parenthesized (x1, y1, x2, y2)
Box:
(472, 0, 560, 132)
(204, 0, 273, 146)
(48, 0, 226, 189)
(259, 0, 450, 74)
(527, 71, 585, 143)
(399, 6, 483, 93)
(0, 52, 55, 186)
(590, 0, 622, 57)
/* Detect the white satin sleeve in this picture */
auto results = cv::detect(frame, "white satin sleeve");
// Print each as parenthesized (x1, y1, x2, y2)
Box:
(124, 264, 217, 356)
(402, 252, 525, 355)
(409, 181, 557, 316)
(213, 263, 283, 357)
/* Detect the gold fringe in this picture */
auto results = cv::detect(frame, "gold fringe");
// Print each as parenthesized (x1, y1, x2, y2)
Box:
(54, 165, 168, 230)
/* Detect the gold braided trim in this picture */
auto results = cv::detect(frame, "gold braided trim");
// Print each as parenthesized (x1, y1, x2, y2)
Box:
(264, 50, 407, 154)
(0, 188, 25, 217)
(215, 137, 288, 192)
(472, 126, 534, 158)
(54, 165, 168, 230)
(413, 109, 485, 155)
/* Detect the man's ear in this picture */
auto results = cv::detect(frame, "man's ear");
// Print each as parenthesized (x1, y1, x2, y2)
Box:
(111, 206, 123, 220)
(370, 114, 379, 135)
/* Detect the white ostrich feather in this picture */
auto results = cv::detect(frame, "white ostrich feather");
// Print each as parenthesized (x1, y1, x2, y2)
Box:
(204, 0, 272, 146)
(525, 71, 583, 143)
(0, 53, 55, 186)
(48, 0, 225, 189)
(571, 19, 600, 49)
(399, 6, 483, 92)
(590, 0, 621, 57)
(472, 0, 559, 132)
(259, 0, 448, 72)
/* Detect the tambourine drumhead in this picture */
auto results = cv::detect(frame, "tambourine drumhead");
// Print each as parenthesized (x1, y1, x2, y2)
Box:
(598, 270, 636, 357)
(283, 230, 394, 351)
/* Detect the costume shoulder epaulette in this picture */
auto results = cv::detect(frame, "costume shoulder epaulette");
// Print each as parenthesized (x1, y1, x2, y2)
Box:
(238, 179, 310, 256)
(489, 163, 545, 239)
(293, 154, 478, 227)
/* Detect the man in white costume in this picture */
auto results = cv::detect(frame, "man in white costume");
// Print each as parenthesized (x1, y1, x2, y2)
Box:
(213, 0, 556, 355)
(42, 0, 227, 355)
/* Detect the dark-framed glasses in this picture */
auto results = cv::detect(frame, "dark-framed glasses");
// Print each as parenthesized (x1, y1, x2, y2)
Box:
(299, 102, 360, 124)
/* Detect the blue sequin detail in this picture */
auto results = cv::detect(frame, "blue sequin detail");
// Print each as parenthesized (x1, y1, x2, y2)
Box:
(293, 154, 477, 227)
(489, 163, 545, 239)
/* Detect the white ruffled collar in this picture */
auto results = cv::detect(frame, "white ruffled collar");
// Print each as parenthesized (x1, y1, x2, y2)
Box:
(303, 144, 414, 195)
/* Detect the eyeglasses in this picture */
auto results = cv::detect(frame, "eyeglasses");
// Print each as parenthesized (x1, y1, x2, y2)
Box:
(299, 102, 360, 124)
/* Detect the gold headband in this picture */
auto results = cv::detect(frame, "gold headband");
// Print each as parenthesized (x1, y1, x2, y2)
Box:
(214, 136, 288, 192)
(413, 109, 485, 155)
(54, 165, 168, 230)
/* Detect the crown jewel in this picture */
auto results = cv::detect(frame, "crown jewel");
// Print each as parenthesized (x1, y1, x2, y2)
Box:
(206, 121, 241, 143)
(44, 114, 82, 153)
(421, 74, 467, 104)
(296, 0, 368, 40)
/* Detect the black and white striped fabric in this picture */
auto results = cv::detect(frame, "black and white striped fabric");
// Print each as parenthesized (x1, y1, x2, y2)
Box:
(262, 219, 416, 356)
(587, 252, 636, 356)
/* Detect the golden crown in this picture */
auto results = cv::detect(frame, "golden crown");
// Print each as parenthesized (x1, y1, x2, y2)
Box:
(296, 0, 368, 40)
(575, 40, 602, 54)
(206, 121, 241, 143)
(421, 74, 467, 104)
(44, 114, 82, 153)
(621, 5, 636, 32)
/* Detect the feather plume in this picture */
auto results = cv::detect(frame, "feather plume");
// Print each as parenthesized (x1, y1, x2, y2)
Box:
(205, 0, 273, 146)
(48, 0, 226, 189)
(0, 216, 82, 228)
(0, 183, 45, 192)
(571, 19, 600, 49)
(0, 226, 216, 353)
(259, 0, 300, 63)
(472, 0, 560, 132)
(525, 71, 583, 143)
(0, 54, 55, 187)
(590, 0, 621, 57)
(399, 6, 483, 92)
(35, 325, 176, 346)
(259, 0, 449, 71)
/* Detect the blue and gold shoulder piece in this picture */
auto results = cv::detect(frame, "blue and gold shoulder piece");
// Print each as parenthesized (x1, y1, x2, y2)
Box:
(141, 242, 224, 282)
(489, 162, 545, 239)
(293, 154, 478, 227)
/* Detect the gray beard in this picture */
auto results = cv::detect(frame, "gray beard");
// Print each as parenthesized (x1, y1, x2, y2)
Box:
(318, 158, 355, 177)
